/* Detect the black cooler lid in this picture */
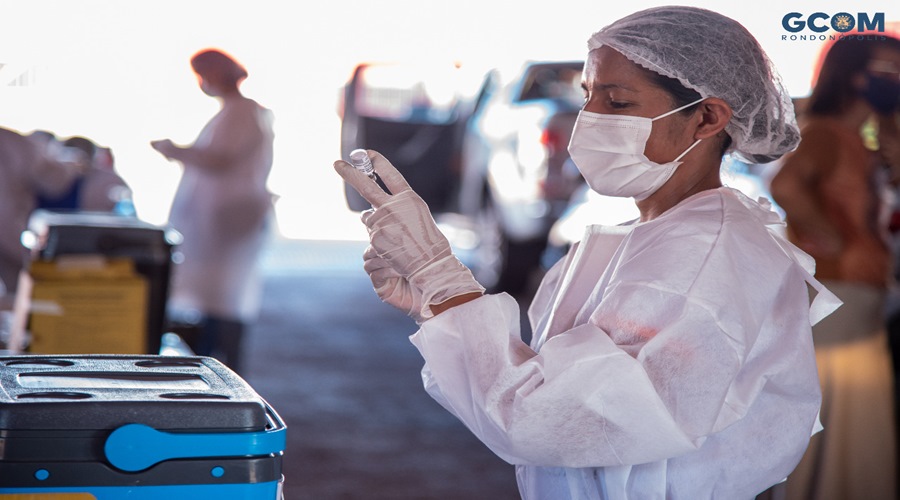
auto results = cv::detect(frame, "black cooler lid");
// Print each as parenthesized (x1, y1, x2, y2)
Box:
(24, 210, 182, 262)
(0, 355, 269, 431)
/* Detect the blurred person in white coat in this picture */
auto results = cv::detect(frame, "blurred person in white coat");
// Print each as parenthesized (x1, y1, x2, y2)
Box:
(151, 48, 274, 373)
(0, 128, 84, 307)
(335, 7, 840, 500)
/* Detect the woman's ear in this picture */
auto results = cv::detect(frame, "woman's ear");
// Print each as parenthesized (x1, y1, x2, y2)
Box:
(694, 98, 733, 140)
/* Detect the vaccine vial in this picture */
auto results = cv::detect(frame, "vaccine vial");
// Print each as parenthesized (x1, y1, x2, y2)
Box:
(349, 149, 377, 181)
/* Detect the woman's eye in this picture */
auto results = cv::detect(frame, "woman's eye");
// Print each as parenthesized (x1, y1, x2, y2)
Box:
(609, 100, 630, 109)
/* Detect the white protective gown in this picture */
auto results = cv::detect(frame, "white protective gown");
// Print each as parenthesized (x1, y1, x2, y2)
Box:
(167, 101, 274, 322)
(410, 187, 838, 500)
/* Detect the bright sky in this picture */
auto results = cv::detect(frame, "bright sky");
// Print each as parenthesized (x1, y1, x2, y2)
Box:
(0, 0, 896, 239)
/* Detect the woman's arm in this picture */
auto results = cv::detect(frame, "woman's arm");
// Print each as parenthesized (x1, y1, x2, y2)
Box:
(151, 102, 264, 170)
(412, 291, 717, 468)
(429, 292, 483, 315)
(769, 124, 842, 257)
(411, 220, 820, 470)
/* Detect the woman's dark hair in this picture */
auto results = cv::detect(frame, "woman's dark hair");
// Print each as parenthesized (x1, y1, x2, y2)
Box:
(647, 70, 733, 156)
(808, 36, 900, 116)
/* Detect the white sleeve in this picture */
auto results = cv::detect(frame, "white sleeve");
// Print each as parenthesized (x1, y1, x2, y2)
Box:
(409, 291, 729, 468)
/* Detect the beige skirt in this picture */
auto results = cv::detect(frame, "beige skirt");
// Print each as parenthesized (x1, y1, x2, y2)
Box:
(761, 281, 897, 500)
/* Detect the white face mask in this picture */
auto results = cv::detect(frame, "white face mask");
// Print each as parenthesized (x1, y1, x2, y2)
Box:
(567, 98, 704, 200)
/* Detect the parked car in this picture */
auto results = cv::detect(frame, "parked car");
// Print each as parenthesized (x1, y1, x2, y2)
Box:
(455, 60, 585, 293)
(338, 62, 482, 213)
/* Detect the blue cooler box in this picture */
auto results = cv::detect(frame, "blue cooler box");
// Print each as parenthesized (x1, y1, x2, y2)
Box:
(0, 355, 286, 499)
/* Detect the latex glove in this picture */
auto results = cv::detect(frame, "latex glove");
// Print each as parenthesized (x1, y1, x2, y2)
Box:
(363, 245, 426, 323)
(335, 150, 484, 321)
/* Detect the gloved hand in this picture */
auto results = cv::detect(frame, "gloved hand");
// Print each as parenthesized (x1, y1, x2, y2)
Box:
(363, 245, 426, 323)
(335, 150, 484, 322)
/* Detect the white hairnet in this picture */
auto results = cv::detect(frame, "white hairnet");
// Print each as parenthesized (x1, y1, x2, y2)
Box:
(589, 6, 800, 163)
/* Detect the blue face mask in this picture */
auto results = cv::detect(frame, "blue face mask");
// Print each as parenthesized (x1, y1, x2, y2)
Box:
(862, 74, 900, 115)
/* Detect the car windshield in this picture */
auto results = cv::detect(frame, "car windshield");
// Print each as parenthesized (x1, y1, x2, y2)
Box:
(516, 64, 584, 106)
(355, 63, 473, 124)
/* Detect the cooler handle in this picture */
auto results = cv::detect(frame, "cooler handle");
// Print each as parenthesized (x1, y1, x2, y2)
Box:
(104, 407, 287, 472)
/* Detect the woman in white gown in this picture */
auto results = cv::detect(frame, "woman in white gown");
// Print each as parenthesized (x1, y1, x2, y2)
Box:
(335, 6, 840, 499)
(152, 49, 274, 373)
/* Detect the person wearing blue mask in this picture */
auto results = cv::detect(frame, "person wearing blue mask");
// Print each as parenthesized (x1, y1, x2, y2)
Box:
(768, 35, 900, 500)
(336, 6, 840, 499)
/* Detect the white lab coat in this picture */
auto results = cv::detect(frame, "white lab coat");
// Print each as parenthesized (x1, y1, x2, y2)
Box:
(410, 187, 838, 500)
(167, 100, 274, 321)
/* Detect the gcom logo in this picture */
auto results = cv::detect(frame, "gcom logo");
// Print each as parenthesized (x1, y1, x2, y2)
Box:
(782, 12, 885, 33)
